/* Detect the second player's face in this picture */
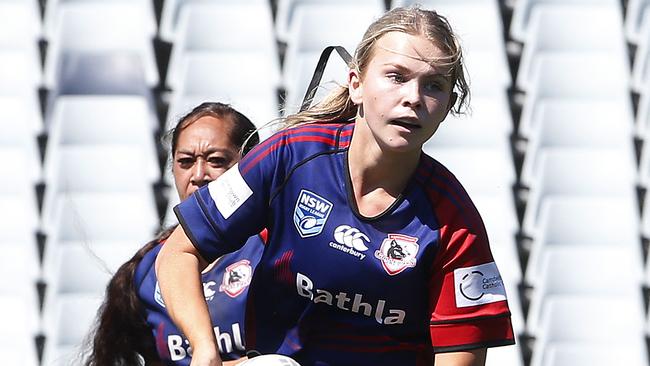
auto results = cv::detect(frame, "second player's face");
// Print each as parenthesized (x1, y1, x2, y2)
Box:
(349, 31, 456, 154)
(172, 116, 240, 201)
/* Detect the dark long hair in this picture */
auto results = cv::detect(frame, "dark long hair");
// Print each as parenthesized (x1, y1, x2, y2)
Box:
(83, 102, 259, 365)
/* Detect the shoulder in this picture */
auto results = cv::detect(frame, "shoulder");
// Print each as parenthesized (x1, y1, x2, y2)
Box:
(414, 153, 484, 231)
(239, 122, 353, 175)
(133, 241, 164, 288)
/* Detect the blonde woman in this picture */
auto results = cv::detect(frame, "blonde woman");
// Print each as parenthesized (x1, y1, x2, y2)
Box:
(157, 7, 514, 366)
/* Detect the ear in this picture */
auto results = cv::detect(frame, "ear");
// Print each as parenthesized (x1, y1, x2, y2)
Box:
(348, 69, 363, 105)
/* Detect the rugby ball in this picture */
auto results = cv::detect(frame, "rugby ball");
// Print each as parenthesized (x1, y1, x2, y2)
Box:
(238, 354, 302, 366)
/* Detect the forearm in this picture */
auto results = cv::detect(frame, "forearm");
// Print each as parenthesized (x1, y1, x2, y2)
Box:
(434, 348, 486, 366)
(156, 226, 221, 365)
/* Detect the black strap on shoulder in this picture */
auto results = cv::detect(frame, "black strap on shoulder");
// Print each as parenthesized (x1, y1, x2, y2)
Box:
(299, 45, 354, 112)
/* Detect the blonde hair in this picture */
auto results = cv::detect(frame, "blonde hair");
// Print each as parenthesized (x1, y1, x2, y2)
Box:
(283, 5, 470, 128)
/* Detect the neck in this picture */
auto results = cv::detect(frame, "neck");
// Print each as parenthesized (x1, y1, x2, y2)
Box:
(347, 120, 421, 216)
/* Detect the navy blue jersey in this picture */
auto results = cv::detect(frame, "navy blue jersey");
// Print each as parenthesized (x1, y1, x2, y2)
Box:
(134, 232, 265, 365)
(175, 123, 514, 366)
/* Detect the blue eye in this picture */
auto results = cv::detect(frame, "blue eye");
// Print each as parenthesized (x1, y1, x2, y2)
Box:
(387, 73, 406, 83)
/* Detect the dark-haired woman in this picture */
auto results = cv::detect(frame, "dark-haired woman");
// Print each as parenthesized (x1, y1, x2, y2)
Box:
(84, 102, 261, 365)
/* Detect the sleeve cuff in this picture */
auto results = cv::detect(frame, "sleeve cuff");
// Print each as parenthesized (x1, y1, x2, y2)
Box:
(430, 314, 515, 353)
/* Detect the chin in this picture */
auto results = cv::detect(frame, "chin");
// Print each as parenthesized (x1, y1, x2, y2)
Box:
(382, 136, 423, 154)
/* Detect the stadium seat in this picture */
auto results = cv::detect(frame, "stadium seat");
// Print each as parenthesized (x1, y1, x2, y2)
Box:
(44, 95, 158, 156)
(509, 0, 621, 42)
(43, 0, 156, 40)
(540, 342, 649, 366)
(281, 4, 380, 114)
(524, 196, 642, 286)
(159, 0, 270, 42)
(0, 1, 41, 46)
(633, 86, 650, 138)
(625, 0, 650, 44)
(521, 148, 637, 236)
(518, 54, 630, 141)
(43, 2, 158, 88)
(519, 99, 634, 143)
(276, 0, 385, 42)
(0, 241, 40, 293)
(0, 293, 40, 366)
(0, 48, 41, 94)
(631, 20, 650, 91)
(166, 94, 279, 143)
(519, 101, 635, 187)
(0, 94, 44, 135)
(168, 53, 280, 134)
(425, 147, 516, 198)
(526, 245, 644, 334)
(48, 52, 154, 105)
(425, 95, 513, 149)
(0, 289, 40, 334)
(166, 3, 279, 91)
(529, 296, 646, 366)
(0, 194, 40, 241)
(42, 145, 160, 231)
(41, 242, 143, 322)
(0, 344, 39, 366)
(516, 5, 627, 92)
(0, 147, 41, 201)
(41, 294, 104, 366)
(0, 120, 42, 184)
(43, 192, 159, 245)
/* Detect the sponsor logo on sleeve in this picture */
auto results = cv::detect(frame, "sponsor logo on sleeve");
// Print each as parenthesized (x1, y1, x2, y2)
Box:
(453, 262, 507, 308)
(374, 234, 419, 275)
(209, 163, 253, 220)
(293, 190, 333, 238)
(328, 225, 369, 260)
(219, 259, 253, 298)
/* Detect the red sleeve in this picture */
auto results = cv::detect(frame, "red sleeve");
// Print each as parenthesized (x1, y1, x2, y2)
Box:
(427, 192, 515, 353)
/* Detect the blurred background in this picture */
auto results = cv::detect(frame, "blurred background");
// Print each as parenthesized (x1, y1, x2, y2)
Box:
(0, 0, 646, 365)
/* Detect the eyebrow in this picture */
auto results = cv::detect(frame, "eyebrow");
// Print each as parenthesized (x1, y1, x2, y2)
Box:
(385, 63, 451, 81)
(175, 148, 233, 156)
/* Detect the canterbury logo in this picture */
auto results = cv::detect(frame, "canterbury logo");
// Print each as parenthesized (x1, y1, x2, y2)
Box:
(333, 225, 370, 251)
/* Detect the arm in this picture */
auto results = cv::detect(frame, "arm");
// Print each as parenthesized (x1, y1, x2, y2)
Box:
(435, 349, 486, 366)
(155, 225, 222, 366)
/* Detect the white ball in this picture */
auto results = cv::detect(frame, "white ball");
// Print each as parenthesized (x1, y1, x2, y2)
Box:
(239, 354, 302, 366)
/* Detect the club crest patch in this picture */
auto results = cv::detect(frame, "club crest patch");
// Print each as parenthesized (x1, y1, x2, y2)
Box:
(219, 259, 253, 298)
(374, 234, 419, 275)
(293, 189, 333, 238)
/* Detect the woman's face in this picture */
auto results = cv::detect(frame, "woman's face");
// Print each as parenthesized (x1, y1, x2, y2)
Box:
(172, 115, 240, 201)
(349, 31, 456, 154)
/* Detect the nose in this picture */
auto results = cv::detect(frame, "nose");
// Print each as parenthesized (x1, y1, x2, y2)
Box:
(401, 80, 422, 109)
(190, 158, 211, 187)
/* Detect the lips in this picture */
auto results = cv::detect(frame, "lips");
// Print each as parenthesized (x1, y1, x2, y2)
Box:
(390, 119, 422, 129)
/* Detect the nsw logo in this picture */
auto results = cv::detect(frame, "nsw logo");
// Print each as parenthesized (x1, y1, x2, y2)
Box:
(293, 189, 333, 238)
